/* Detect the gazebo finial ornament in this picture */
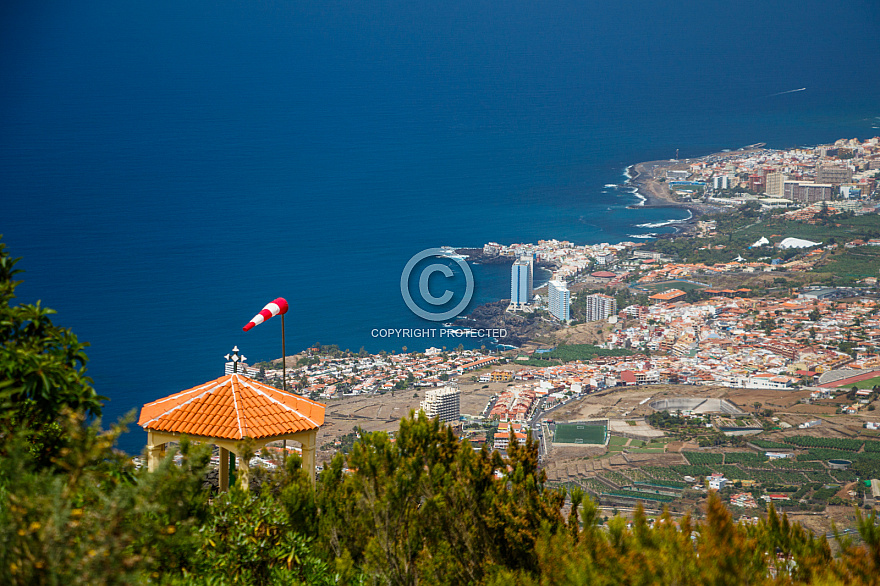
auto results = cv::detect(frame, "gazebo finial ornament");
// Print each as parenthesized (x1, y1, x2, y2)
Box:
(224, 346, 246, 373)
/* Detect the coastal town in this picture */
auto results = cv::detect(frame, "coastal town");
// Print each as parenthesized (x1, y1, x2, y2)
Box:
(232, 137, 880, 399)
(216, 137, 880, 532)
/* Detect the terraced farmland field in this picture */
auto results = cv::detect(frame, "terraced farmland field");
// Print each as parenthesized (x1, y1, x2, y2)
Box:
(750, 439, 791, 450)
(604, 490, 674, 503)
(624, 468, 652, 481)
(803, 471, 835, 483)
(864, 440, 880, 453)
(784, 436, 863, 451)
(668, 465, 712, 478)
(797, 449, 854, 462)
(724, 452, 768, 465)
(830, 470, 858, 482)
(580, 478, 608, 494)
(767, 459, 826, 470)
(634, 480, 687, 490)
(748, 470, 806, 485)
(644, 467, 688, 481)
(683, 452, 724, 465)
(599, 471, 632, 486)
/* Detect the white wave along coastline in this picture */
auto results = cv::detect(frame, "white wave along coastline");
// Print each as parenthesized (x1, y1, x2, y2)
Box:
(635, 209, 693, 228)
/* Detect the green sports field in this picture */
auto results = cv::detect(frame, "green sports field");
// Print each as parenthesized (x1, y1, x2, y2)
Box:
(553, 423, 607, 445)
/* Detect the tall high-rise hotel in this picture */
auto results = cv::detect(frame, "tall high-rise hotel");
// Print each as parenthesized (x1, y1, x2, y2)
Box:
(548, 280, 570, 322)
(510, 255, 533, 308)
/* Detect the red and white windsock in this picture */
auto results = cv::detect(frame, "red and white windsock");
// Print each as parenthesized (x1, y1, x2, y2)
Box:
(243, 298, 289, 332)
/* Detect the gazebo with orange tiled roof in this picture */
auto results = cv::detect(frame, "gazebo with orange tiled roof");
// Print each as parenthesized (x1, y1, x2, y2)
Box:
(138, 372, 325, 490)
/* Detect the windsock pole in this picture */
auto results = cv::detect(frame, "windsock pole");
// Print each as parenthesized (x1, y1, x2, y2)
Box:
(243, 296, 289, 391)
(281, 313, 287, 461)
(282, 313, 286, 392)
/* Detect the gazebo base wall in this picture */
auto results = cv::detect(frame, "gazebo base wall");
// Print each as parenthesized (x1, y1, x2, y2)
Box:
(145, 429, 318, 491)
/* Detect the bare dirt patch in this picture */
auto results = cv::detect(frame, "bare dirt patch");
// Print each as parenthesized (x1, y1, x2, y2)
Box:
(722, 388, 811, 411)
(608, 419, 664, 439)
(314, 382, 498, 463)
(549, 321, 609, 346)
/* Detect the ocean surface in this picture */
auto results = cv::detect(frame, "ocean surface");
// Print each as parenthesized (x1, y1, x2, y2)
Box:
(2, 0, 879, 453)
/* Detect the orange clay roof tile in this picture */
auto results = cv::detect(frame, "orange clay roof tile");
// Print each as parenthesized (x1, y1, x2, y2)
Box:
(138, 374, 325, 440)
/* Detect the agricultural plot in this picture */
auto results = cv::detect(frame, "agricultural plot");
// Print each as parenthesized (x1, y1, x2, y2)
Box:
(554, 423, 607, 445)
(724, 452, 768, 466)
(580, 478, 608, 494)
(668, 465, 712, 478)
(624, 468, 652, 482)
(682, 452, 724, 465)
(803, 471, 835, 483)
(783, 436, 863, 451)
(748, 470, 807, 485)
(821, 247, 880, 278)
(750, 439, 791, 450)
(864, 440, 880, 453)
(796, 449, 854, 462)
(715, 465, 752, 480)
(539, 344, 634, 362)
(830, 470, 858, 482)
(810, 487, 840, 501)
(608, 436, 629, 447)
(599, 471, 632, 486)
(634, 480, 687, 490)
(604, 490, 674, 503)
(767, 459, 827, 470)
(644, 466, 687, 481)
(645, 441, 669, 449)
(549, 481, 579, 490)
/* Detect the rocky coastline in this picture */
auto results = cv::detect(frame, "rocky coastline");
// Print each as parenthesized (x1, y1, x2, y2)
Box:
(457, 300, 560, 348)
(457, 248, 557, 269)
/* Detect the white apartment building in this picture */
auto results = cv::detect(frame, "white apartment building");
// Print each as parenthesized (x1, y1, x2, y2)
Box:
(585, 293, 616, 322)
(548, 280, 570, 322)
(420, 386, 461, 423)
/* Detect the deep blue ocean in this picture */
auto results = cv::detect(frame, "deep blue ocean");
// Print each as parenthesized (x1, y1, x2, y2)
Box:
(2, 0, 879, 452)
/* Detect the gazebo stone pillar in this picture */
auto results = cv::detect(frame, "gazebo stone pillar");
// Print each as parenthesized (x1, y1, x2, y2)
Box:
(146, 430, 172, 472)
(300, 429, 318, 485)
